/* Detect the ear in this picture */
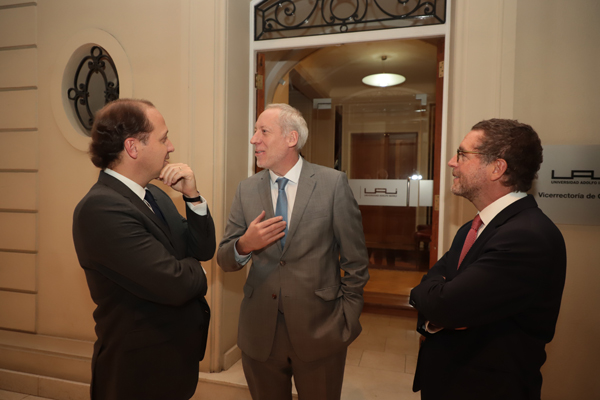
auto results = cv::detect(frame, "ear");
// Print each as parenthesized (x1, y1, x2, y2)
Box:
(490, 158, 508, 182)
(123, 138, 139, 160)
(286, 130, 299, 148)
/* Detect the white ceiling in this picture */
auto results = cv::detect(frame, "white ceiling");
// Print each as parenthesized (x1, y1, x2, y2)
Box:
(265, 38, 439, 103)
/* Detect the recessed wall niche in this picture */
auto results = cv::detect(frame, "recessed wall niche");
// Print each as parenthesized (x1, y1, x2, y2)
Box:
(51, 29, 132, 151)
(67, 45, 120, 134)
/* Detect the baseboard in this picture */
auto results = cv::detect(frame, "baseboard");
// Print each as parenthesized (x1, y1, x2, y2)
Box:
(0, 368, 90, 400)
(0, 329, 92, 383)
(223, 344, 241, 370)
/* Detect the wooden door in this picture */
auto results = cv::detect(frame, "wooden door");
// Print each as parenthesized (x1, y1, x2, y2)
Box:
(429, 37, 444, 267)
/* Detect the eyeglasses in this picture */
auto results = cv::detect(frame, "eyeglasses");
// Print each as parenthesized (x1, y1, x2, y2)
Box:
(456, 148, 489, 162)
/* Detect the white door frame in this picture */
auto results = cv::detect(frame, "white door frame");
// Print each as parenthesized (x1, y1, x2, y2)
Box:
(247, 0, 453, 257)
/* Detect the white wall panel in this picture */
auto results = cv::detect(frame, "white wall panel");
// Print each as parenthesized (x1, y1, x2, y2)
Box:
(0, 291, 35, 332)
(0, 5, 36, 48)
(0, 172, 37, 210)
(0, 1, 37, 6)
(0, 48, 37, 88)
(0, 132, 38, 170)
(0, 91, 37, 130)
(0, 252, 36, 292)
(0, 213, 36, 251)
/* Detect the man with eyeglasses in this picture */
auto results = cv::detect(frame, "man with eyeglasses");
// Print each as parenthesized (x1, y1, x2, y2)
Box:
(409, 119, 566, 400)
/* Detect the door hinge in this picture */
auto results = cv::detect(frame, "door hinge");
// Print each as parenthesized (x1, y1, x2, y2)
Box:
(255, 74, 264, 90)
(434, 194, 440, 211)
(438, 61, 444, 78)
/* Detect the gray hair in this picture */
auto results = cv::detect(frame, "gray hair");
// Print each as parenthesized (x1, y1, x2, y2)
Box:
(265, 103, 309, 150)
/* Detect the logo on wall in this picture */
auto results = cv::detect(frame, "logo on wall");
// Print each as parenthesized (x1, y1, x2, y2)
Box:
(364, 188, 398, 196)
(551, 170, 599, 182)
(533, 145, 600, 225)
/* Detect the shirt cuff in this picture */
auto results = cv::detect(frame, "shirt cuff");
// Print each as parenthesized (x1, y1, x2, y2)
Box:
(234, 239, 252, 265)
(186, 195, 207, 216)
(424, 321, 444, 334)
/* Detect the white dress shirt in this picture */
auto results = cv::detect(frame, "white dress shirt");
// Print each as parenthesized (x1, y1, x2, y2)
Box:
(104, 168, 208, 216)
(234, 157, 303, 264)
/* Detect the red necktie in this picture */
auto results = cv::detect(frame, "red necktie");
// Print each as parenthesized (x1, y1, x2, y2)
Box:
(458, 214, 483, 269)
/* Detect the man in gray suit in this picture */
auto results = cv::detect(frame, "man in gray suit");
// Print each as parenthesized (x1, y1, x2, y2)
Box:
(218, 104, 369, 400)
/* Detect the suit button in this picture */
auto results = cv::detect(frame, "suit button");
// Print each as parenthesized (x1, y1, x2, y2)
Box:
(272, 294, 277, 299)
(280, 260, 286, 266)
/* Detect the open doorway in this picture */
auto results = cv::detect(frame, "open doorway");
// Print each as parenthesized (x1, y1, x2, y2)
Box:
(260, 38, 441, 314)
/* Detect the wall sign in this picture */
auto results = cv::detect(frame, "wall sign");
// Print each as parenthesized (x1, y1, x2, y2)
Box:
(532, 145, 600, 225)
(348, 179, 433, 207)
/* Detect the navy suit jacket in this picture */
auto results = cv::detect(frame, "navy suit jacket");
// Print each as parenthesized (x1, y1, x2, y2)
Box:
(73, 171, 215, 400)
(410, 195, 566, 400)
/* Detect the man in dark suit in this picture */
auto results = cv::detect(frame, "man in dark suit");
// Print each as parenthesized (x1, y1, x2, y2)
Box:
(410, 119, 566, 399)
(73, 99, 215, 400)
(217, 104, 369, 400)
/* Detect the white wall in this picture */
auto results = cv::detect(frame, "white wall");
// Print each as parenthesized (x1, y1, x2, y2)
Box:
(513, 1, 600, 398)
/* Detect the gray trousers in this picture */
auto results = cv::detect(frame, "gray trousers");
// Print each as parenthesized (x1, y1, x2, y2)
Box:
(242, 312, 347, 400)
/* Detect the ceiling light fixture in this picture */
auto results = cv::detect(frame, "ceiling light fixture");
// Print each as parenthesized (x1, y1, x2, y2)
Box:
(362, 55, 406, 88)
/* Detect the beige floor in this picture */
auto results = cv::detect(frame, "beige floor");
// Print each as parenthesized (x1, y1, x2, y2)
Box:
(0, 312, 421, 400)
(197, 311, 421, 400)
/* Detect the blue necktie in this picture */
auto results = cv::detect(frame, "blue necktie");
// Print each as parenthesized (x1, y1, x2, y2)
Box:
(144, 189, 167, 224)
(275, 177, 289, 247)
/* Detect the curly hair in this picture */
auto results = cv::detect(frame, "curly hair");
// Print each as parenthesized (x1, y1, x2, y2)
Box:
(89, 99, 155, 169)
(472, 118, 543, 192)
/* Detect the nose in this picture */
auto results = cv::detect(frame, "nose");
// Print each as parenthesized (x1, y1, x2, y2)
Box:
(250, 131, 260, 145)
(448, 154, 458, 168)
(167, 138, 175, 153)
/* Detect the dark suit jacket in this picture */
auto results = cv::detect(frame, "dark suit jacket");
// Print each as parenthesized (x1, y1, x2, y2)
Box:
(217, 161, 369, 362)
(409, 195, 566, 400)
(73, 171, 216, 400)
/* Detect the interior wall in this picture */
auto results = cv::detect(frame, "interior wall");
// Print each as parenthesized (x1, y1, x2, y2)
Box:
(218, 0, 250, 371)
(513, 1, 600, 398)
(0, 1, 39, 337)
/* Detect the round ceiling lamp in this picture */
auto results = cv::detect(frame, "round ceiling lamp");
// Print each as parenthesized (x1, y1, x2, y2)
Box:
(362, 55, 406, 88)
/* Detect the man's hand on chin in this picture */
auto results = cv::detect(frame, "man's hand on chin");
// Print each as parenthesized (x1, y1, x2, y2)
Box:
(159, 163, 200, 200)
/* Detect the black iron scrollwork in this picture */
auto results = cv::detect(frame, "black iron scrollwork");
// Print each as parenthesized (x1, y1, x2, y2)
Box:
(68, 46, 119, 132)
(255, 0, 445, 40)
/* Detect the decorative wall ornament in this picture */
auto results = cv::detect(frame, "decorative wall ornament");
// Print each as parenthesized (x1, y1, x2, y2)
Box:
(255, 0, 446, 40)
(67, 46, 119, 132)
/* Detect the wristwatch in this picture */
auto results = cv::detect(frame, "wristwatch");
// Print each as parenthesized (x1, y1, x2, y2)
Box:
(183, 191, 202, 202)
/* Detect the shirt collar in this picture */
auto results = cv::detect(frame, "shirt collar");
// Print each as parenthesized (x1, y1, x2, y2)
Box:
(269, 156, 303, 185)
(104, 168, 147, 201)
(478, 192, 527, 226)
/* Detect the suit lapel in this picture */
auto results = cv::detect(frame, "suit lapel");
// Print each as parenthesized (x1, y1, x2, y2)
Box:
(459, 195, 538, 269)
(283, 161, 316, 254)
(257, 170, 275, 219)
(98, 172, 173, 240)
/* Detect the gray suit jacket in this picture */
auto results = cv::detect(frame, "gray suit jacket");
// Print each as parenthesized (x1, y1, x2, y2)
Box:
(217, 161, 369, 362)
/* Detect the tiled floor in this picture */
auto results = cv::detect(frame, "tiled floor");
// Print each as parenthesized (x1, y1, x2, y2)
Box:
(1, 312, 421, 400)
(341, 312, 420, 400)
(196, 311, 421, 400)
